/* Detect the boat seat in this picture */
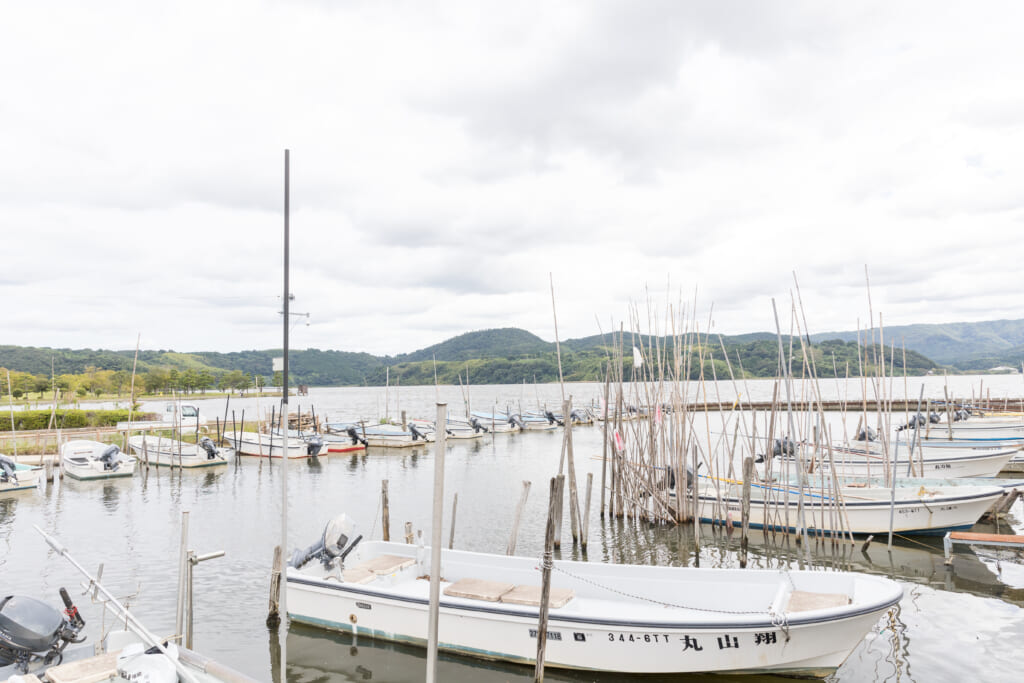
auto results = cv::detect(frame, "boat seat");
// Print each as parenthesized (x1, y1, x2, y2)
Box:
(43, 651, 118, 683)
(350, 554, 415, 575)
(785, 590, 851, 613)
(341, 567, 377, 585)
(500, 585, 575, 608)
(443, 578, 515, 602)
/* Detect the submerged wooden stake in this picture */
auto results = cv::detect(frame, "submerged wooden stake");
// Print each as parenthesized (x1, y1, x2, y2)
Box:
(266, 545, 283, 629)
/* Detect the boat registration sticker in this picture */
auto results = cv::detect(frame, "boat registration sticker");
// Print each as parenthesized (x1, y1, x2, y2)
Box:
(529, 629, 562, 641)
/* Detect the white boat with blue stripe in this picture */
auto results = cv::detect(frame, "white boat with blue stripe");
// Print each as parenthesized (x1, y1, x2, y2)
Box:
(286, 515, 903, 677)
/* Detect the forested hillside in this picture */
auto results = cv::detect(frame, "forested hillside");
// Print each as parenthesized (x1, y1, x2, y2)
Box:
(0, 329, 941, 392)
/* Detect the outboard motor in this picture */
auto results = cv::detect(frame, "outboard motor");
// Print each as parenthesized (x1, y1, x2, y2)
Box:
(0, 454, 17, 483)
(198, 436, 219, 460)
(0, 589, 86, 673)
(346, 427, 368, 446)
(469, 417, 488, 434)
(771, 437, 796, 457)
(855, 426, 878, 441)
(408, 423, 428, 442)
(289, 513, 362, 570)
(666, 464, 699, 491)
(99, 445, 122, 471)
(929, 411, 942, 424)
(954, 408, 971, 422)
(510, 414, 526, 430)
(896, 414, 926, 432)
(543, 410, 563, 426)
(570, 409, 587, 424)
(304, 434, 324, 456)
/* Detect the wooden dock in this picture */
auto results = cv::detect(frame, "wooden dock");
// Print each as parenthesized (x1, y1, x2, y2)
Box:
(944, 531, 1024, 566)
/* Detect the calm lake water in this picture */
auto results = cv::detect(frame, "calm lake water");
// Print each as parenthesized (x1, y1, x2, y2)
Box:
(3, 378, 1024, 682)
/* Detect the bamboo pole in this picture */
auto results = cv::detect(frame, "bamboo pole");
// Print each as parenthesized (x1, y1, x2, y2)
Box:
(507, 480, 531, 555)
(425, 402, 447, 683)
(582, 472, 593, 551)
(740, 456, 752, 568)
(448, 492, 458, 550)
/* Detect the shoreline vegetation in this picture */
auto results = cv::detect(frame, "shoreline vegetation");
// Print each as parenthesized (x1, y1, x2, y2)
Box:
(1, 321, 1022, 395)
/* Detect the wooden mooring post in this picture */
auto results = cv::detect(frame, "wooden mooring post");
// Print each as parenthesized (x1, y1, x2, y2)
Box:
(381, 480, 390, 542)
(740, 457, 753, 568)
(267, 545, 283, 629)
(534, 474, 564, 682)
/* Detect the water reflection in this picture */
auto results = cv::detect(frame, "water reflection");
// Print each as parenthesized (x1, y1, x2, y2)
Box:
(0, 495, 19, 523)
(285, 624, 795, 683)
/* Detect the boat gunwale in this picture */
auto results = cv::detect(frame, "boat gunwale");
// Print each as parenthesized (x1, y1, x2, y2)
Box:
(286, 573, 902, 629)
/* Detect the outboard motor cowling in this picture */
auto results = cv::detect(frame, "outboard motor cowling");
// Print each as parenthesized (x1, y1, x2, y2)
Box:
(305, 434, 324, 456)
(0, 454, 17, 483)
(469, 417, 487, 434)
(289, 514, 362, 569)
(408, 423, 427, 442)
(99, 445, 122, 471)
(929, 411, 942, 424)
(772, 437, 796, 457)
(0, 591, 85, 673)
(510, 414, 526, 430)
(198, 437, 218, 460)
(856, 426, 878, 441)
(897, 414, 926, 432)
(346, 427, 368, 446)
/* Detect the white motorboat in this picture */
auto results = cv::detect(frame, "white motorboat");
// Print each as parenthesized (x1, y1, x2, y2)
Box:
(517, 411, 561, 431)
(785, 442, 1019, 479)
(60, 440, 136, 480)
(286, 515, 903, 677)
(412, 417, 485, 441)
(329, 422, 434, 448)
(0, 455, 43, 494)
(689, 477, 1004, 536)
(227, 429, 327, 458)
(321, 427, 368, 454)
(127, 435, 229, 468)
(11, 526, 261, 683)
(470, 411, 521, 433)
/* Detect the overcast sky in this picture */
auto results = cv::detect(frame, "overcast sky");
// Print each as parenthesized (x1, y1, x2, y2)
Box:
(2, 1, 1022, 356)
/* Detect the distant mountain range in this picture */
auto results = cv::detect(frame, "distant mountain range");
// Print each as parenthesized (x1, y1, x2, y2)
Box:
(1, 318, 1021, 386)
(808, 318, 1024, 369)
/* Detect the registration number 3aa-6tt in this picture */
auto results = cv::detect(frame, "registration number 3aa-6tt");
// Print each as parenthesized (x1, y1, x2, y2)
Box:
(608, 632, 670, 643)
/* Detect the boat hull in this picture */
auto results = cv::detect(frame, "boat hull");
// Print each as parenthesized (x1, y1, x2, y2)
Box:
(228, 432, 326, 458)
(802, 445, 1017, 479)
(127, 436, 228, 468)
(60, 440, 137, 480)
(692, 483, 1003, 536)
(0, 462, 43, 493)
(287, 542, 902, 676)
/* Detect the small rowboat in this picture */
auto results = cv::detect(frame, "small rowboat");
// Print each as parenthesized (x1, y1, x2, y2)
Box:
(286, 514, 903, 677)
